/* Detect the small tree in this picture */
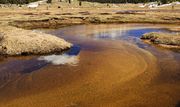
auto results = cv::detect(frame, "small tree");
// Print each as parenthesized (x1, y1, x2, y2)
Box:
(47, 0, 52, 3)
(160, 0, 168, 4)
(79, 1, 82, 6)
(68, 0, 71, 4)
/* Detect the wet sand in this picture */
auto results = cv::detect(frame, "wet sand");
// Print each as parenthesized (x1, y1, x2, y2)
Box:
(0, 24, 179, 107)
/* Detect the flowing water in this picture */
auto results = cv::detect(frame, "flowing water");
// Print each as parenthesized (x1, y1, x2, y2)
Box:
(0, 24, 179, 107)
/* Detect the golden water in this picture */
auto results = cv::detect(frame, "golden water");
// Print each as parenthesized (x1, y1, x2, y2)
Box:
(0, 24, 179, 107)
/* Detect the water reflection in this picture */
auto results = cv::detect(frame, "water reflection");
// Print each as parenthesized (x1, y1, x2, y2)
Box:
(38, 54, 79, 66)
(0, 45, 81, 77)
(91, 28, 166, 40)
(89, 28, 174, 50)
(38, 45, 81, 66)
(0, 24, 180, 107)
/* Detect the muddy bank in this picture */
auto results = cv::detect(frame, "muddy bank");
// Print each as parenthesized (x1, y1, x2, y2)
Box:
(9, 12, 180, 29)
(141, 32, 180, 49)
(0, 26, 72, 56)
(9, 17, 85, 29)
(166, 27, 180, 32)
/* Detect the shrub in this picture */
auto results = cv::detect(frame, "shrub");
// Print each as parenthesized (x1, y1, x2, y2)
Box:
(0, 0, 39, 4)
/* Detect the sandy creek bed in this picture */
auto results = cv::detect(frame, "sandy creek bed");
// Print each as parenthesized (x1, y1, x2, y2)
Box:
(0, 24, 179, 107)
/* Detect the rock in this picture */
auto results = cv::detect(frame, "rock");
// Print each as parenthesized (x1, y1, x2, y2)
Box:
(0, 26, 72, 56)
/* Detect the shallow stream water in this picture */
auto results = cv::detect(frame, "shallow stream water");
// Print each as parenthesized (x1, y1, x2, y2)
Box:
(0, 24, 179, 107)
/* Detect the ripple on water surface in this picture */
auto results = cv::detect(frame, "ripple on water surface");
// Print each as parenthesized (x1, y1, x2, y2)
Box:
(0, 24, 179, 107)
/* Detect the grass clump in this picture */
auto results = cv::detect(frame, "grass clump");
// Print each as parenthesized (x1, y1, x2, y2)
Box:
(141, 32, 180, 46)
